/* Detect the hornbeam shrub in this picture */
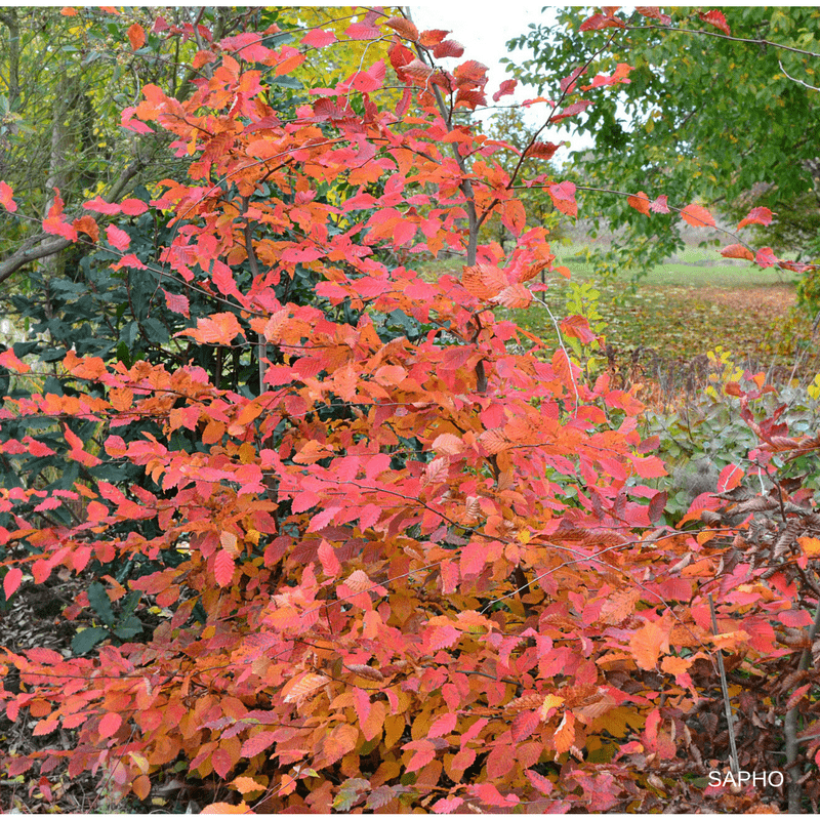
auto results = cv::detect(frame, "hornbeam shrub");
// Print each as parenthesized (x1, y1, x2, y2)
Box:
(0, 7, 817, 813)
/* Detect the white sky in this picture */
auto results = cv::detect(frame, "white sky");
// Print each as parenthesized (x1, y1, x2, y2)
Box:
(410, 4, 596, 157)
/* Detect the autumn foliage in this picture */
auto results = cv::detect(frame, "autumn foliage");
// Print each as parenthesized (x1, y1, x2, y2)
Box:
(0, 7, 818, 813)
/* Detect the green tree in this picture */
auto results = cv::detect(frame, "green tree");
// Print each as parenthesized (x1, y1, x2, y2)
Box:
(0, 7, 251, 298)
(505, 7, 820, 278)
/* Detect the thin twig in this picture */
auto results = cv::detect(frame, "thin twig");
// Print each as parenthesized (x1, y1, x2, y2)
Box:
(778, 57, 820, 93)
(709, 593, 740, 778)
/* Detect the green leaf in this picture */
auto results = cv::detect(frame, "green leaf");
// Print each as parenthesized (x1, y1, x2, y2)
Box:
(71, 627, 109, 656)
(87, 581, 115, 626)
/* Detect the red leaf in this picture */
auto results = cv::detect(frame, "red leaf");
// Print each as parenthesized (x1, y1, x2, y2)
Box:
(120, 198, 149, 216)
(98, 712, 122, 738)
(432, 797, 464, 814)
(526, 768, 554, 796)
(318, 539, 341, 577)
(511, 709, 539, 741)
(214, 550, 235, 587)
(737, 206, 773, 230)
(241, 732, 276, 758)
(105, 224, 131, 250)
(469, 783, 519, 808)
(301, 29, 336, 49)
(560, 315, 596, 344)
(525, 141, 559, 161)
(699, 10, 731, 36)
(0, 180, 18, 212)
(650, 195, 670, 214)
(429, 713, 457, 738)
(3, 567, 23, 599)
(680, 203, 715, 228)
(493, 79, 517, 102)
(579, 13, 625, 31)
(26, 648, 63, 665)
(83, 196, 120, 215)
(648, 491, 668, 523)
(346, 22, 381, 40)
(756, 247, 778, 269)
(635, 7, 672, 26)
(211, 748, 234, 779)
(128, 23, 145, 50)
(433, 40, 464, 59)
(163, 290, 190, 318)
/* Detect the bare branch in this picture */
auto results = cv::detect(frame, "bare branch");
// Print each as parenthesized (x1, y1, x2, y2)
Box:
(778, 57, 820, 93)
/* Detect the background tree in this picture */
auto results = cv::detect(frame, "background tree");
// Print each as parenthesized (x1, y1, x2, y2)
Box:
(506, 7, 820, 282)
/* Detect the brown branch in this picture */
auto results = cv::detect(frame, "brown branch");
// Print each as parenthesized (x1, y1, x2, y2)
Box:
(0, 157, 146, 286)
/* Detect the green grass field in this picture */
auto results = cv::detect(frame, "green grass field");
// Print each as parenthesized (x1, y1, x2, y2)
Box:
(551, 242, 797, 289)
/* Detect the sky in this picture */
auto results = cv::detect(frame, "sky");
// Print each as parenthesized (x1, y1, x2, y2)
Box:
(410, 4, 596, 157)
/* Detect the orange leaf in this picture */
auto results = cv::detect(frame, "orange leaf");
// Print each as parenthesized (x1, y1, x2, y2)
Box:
(201, 803, 250, 814)
(680, 203, 715, 228)
(282, 672, 329, 703)
(324, 724, 359, 765)
(0, 180, 18, 212)
(128, 23, 145, 50)
(461, 264, 504, 300)
(552, 711, 575, 754)
(799, 537, 820, 557)
(132, 775, 151, 801)
(385, 16, 418, 41)
(720, 243, 754, 261)
(627, 191, 651, 215)
(737, 206, 773, 229)
(500, 199, 526, 236)
(0, 348, 31, 374)
(233, 776, 265, 795)
(630, 620, 670, 670)
(492, 283, 531, 309)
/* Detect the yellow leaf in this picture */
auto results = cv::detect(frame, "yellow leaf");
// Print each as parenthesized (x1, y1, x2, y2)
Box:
(538, 694, 565, 720)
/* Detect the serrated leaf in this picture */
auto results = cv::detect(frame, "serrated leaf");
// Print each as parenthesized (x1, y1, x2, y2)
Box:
(214, 549, 235, 587)
(680, 203, 715, 228)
